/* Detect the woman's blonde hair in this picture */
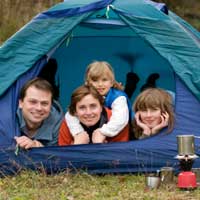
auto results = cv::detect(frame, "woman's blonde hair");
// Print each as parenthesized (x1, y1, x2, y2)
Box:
(85, 61, 123, 90)
(132, 88, 175, 139)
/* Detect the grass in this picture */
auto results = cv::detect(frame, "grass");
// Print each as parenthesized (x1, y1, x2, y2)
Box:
(0, 170, 200, 200)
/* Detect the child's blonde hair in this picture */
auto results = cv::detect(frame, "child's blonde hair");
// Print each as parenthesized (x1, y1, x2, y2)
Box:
(85, 61, 123, 90)
(132, 88, 175, 139)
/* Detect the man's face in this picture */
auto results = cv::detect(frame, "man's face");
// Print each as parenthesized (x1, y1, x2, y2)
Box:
(75, 94, 102, 127)
(19, 86, 52, 129)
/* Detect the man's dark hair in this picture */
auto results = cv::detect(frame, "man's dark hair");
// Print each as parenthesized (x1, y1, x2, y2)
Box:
(19, 77, 54, 101)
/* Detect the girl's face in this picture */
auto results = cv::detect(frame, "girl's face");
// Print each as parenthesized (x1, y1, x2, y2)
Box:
(139, 108, 162, 128)
(75, 94, 102, 127)
(89, 75, 113, 96)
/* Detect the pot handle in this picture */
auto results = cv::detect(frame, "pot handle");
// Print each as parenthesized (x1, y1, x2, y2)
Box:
(156, 170, 161, 177)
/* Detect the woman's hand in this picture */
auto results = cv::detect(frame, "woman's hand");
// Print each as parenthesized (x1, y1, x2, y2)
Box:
(135, 112, 151, 136)
(73, 131, 90, 145)
(151, 112, 169, 134)
(92, 128, 107, 143)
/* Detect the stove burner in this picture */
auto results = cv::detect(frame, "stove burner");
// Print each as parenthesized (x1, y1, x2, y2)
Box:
(175, 154, 198, 160)
(175, 154, 198, 172)
(180, 159, 194, 171)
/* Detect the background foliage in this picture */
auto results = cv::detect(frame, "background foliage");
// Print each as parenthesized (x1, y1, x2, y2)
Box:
(155, 0, 200, 30)
(0, 0, 200, 44)
(0, 0, 62, 44)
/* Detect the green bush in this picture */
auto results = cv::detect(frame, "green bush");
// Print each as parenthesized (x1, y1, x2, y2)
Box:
(0, 0, 200, 44)
(0, 0, 62, 44)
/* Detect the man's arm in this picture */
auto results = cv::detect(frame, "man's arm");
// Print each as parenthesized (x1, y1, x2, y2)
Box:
(15, 136, 43, 149)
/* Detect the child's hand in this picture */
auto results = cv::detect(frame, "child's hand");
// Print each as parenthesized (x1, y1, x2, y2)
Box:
(73, 131, 90, 145)
(135, 112, 151, 136)
(92, 128, 107, 143)
(151, 112, 169, 134)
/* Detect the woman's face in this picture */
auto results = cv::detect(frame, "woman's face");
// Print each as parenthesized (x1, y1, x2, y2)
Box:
(140, 108, 162, 128)
(75, 94, 102, 127)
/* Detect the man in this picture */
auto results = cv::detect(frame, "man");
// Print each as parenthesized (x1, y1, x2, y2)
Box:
(15, 77, 63, 149)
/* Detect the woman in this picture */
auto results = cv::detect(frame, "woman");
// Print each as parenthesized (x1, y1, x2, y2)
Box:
(58, 85, 129, 145)
(132, 88, 175, 139)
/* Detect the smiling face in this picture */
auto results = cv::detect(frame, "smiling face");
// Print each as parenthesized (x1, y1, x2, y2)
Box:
(139, 108, 162, 129)
(85, 61, 115, 96)
(89, 75, 113, 96)
(19, 86, 52, 130)
(75, 94, 102, 127)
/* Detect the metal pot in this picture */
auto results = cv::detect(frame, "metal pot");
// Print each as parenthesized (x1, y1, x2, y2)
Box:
(160, 167, 174, 184)
(192, 168, 200, 184)
(145, 175, 160, 189)
(177, 135, 195, 155)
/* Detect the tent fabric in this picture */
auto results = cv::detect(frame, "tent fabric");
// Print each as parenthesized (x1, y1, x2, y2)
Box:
(37, 0, 115, 19)
(0, 141, 176, 176)
(0, 0, 200, 175)
(0, 57, 47, 148)
(1, 77, 200, 176)
(0, 0, 199, 98)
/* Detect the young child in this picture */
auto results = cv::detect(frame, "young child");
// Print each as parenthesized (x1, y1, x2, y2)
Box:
(65, 61, 133, 144)
(132, 88, 175, 139)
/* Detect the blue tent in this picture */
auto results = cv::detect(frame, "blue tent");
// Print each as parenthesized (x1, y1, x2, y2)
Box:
(0, 0, 200, 176)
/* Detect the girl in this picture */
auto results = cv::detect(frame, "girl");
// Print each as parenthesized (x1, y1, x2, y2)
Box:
(132, 88, 175, 139)
(65, 61, 133, 144)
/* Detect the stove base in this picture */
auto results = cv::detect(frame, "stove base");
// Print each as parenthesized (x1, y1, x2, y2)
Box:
(177, 171, 197, 189)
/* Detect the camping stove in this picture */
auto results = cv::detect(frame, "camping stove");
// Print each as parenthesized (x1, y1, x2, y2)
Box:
(176, 135, 198, 189)
(176, 155, 198, 189)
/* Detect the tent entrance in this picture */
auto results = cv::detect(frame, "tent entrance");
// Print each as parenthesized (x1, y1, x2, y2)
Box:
(52, 22, 175, 110)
